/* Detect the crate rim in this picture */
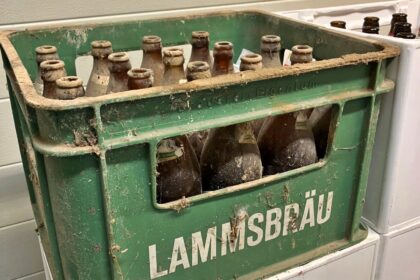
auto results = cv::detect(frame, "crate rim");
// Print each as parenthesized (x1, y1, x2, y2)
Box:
(0, 9, 399, 111)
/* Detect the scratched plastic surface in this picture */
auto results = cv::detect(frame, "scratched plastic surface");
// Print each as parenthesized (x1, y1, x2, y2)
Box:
(0, 10, 398, 280)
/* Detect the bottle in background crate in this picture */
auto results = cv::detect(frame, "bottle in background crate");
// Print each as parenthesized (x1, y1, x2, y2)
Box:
(127, 68, 154, 90)
(86, 40, 113, 97)
(40, 59, 67, 99)
(141, 35, 164, 86)
(35, 45, 59, 95)
(162, 47, 185, 86)
(189, 31, 212, 67)
(212, 41, 234, 76)
(362, 17, 380, 34)
(156, 136, 202, 203)
(330, 21, 346, 29)
(290, 45, 313, 65)
(186, 61, 211, 161)
(201, 54, 263, 191)
(260, 35, 282, 68)
(55, 76, 85, 100)
(393, 22, 412, 37)
(389, 13, 407, 36)
(106, 52, 131, 93)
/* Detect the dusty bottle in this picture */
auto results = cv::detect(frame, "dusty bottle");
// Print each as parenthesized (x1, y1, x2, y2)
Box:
(127, 68, 154, 90)
(395, 32, 416, 39)
(186, 61, 211, 161)
(258, 111, 318, 175)
(212, 41, 234, 76)
(290, 45, 313, 65)
(156, 136, 202, 203)
(106, 52, 131, 93)
(309, 105, 332, 159)
(260, 35, 282, 68)
(330, 20, 346, 29)
(86, 40, 113, 97)
(362, 17, 380, 34)
(162, 47, 185, 86)
(393, 22, 412, 36)
(55, 76, 85, 100)
(189, 31, 212, 67)
(141, 35, 164, 86)
(40, 59, 67, 99)
(389, 13, 407, 36)
(35, 45, 59, 95)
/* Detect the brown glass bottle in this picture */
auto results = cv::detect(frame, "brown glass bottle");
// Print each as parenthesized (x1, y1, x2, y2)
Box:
(55, 76, 85, 100)
(189, 31, 212, 67)
(395, 32, 416, 39)
(257, 111, 318, 175)
(389, 13, 407, 36)
(35, 45, 59, 95)
(127, 68, 154, 90)
(260, 35, 281, 68)
(330, 21, 346, 29)
(141, 35, 164, 86)
(156, 136, 202, 203)
(40, 59, 67, 99)
(162, 47, 185, 86)
(362, 17, 380, 34)
(186, 61, 211, 161)
(290, 45, 313, 65)
(309, 105, 332, 159)
(212, 41, 234, 76)
(106, 52, 131, 93)
(86, 40, 113, 97)
(393, 22, 412, 36)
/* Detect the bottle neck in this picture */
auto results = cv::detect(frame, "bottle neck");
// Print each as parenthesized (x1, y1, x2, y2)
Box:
(43, 81, 57, 99)
(261, 51, 281, 67)
(162, 65, 185, 85)
(213, 55, 233, 75)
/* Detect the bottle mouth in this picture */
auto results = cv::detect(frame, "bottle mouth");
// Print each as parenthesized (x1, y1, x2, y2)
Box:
(392, 13, 407, 18)
(143, 35, 162, 44)
(128, 68, 153, 79)
(261, 35, 281, 43)
(192, 31, 209, 39)
(35, 45, 57, 55)
(56, 76, 83, 88)
(364, 16, 379, 24)
(91, 40, 112, 48)
(291, 45, 313, 54)
(163, 47, 184, 57)
(108, 52, 130, 62)
(214, 41, 233, 50)
(240, 54, 262, 64)
(40, 59, 65, 70)
(187, 61, 210, 72)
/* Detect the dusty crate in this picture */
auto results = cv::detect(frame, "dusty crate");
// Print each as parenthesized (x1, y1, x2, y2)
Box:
(0, 10, 398, 280)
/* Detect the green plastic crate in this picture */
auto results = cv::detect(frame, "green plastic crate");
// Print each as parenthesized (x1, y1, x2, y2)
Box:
(0, 10, 398, 280)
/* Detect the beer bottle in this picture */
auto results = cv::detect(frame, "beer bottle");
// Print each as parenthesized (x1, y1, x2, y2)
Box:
(55, 76, 85, 100)
(86, 40, 113, 97)
(389, 13, 407, 36)
(127, 68, 154, 90)
(290, 45, 313, 65)
(106, 52, 131, 93)
(362, 17, 380, 34)
(260, 35, 282, 68)
(393, 22, 412, 36)
(212, 41, 234, 76)
(330, 21, 346, 29)
(201, 55, 263, 190)
(258, 111, 318, 175)
(35, 45, 59, 95)
(141, 35, 164, 86)
(162, 47, 185, 86)
(40, 59, 66, 99)
(395, 32, 416, 39)
(189, 31, 212, 67)
(186, 61, 211, 161)
(156, 136, 202, 203)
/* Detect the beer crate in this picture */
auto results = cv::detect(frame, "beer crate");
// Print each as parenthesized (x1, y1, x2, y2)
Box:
(0, 10, 398, 279)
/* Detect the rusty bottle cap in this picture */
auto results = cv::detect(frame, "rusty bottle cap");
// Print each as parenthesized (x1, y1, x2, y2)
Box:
(290, 45, 313, 65)
(240, 54, 263, 71)
(127, 68, 154, 90)
(55, 76, 85, 100)
(330, 21, 346, 29)
(186, 61, 211, 81)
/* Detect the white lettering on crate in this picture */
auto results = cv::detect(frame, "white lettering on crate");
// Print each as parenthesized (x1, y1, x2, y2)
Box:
(149, 190, 334, 279)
